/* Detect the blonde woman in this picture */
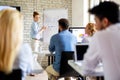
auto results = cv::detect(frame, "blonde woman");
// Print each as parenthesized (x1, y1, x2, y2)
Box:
(0, 9, 34, 80)
(0, 8, 48, 80)
(82, 23, 96, 43)
(0, 9, 23, 73)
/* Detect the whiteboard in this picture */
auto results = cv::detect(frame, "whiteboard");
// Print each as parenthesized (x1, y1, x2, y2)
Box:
(43, 8, 68, 44)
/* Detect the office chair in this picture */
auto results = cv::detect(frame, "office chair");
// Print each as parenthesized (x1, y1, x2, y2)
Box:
(0, 69, 22, 80)
(58, 51, 83, 80)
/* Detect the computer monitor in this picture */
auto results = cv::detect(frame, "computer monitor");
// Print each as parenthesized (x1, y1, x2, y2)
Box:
(69, 27, 85, 43)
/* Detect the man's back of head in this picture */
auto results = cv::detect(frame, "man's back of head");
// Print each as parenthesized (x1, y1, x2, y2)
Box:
(58, 18, 69, 31)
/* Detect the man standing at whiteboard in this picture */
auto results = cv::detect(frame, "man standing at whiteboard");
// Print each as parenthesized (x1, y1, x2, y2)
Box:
(31, 11, 46, 52)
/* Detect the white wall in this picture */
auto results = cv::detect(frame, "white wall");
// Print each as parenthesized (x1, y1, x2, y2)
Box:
(111, 0, 120, 4)
(72, 0, 120, 27)
(72, 0, 89, 27)
(112, 0, 120, 21)
(72, 0, 84, 26)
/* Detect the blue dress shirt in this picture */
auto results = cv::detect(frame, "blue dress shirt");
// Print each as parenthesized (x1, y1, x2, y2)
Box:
(31, 21, 41, 39)
(49, 30, 77, 73)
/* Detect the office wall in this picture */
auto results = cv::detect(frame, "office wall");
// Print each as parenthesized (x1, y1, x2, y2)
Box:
(72, 0, 84, 26)
(112, 0, 120, 21)
(112, 0, 120, 4)
(72, 0, 89, 27)
(0, 0, 72, 43)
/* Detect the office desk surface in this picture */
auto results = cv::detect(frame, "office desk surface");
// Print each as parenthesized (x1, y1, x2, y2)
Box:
(25, 71, 48, 80)
(68, 60, 104, 77)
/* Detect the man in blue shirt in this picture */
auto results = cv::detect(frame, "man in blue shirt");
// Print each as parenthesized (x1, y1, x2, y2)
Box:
(46, 18, 77, 80)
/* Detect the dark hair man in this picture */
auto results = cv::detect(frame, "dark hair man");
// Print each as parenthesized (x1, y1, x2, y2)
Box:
(46, 18, 77, 80)
(82, 1, 120, 80)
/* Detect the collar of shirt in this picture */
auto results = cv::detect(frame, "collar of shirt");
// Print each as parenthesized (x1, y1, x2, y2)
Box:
(59, 30, 69, 34)
(33, 21, 39, 30)
(34, 21, 39, 25)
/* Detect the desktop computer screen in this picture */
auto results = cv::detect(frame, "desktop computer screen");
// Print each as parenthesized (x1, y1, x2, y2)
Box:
(69, 27, 85, 43)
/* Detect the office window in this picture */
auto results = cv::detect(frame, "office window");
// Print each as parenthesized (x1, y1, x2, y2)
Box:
(89, 0, 110, 23)
(83, 0, 100, 25)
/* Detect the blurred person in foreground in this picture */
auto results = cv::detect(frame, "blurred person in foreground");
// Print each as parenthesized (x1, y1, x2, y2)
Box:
(0, 9, 47, 80)
(0, 8, 25, 80)
(82, 1, 120, 80)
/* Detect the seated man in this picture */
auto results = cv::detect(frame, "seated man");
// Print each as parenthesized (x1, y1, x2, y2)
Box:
(46, 18, 77, 80)
(82, 1, 120, 80)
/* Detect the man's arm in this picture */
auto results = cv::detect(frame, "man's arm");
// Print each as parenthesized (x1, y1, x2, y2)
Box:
(38, 26, 46, 34)
(82, 35, 100, 75)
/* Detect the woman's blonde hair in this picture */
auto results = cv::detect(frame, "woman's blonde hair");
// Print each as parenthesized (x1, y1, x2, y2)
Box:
(85, 23, 96, 36)
(0, 9, 23, 73)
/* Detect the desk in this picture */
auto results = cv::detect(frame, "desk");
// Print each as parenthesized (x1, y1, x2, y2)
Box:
(25, 51, 48, 80)
(25, 71, 48, 80)
(68, 60, 104, 80)
(45, 53, 55, 66)
(33, 51, 54, 66)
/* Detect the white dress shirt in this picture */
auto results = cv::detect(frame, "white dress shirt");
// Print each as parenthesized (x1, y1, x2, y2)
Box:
(82, 23, 120, 80)
(13, 43, 33, 80)
(13, 43, 44, 80)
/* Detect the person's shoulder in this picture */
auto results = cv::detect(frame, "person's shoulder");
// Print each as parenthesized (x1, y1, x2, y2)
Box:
(69, 32, 76, 38)
(31, 22, 36, 26)
(92, 30, 110, 41)
(51, 33, 59, 38)
(20, 43, 32, 53)
(70, 33, 75, 37)
(94, 30, 106, 36)
(67, 30, 74, 35)
(21, 43, 31, 48)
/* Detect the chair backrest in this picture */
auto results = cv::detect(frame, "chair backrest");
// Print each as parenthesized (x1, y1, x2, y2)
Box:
(60, 51, 79, 77)
(0, 69, 22, 80)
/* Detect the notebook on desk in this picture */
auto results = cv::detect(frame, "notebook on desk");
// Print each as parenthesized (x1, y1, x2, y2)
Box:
(74, 44, 89, 62)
